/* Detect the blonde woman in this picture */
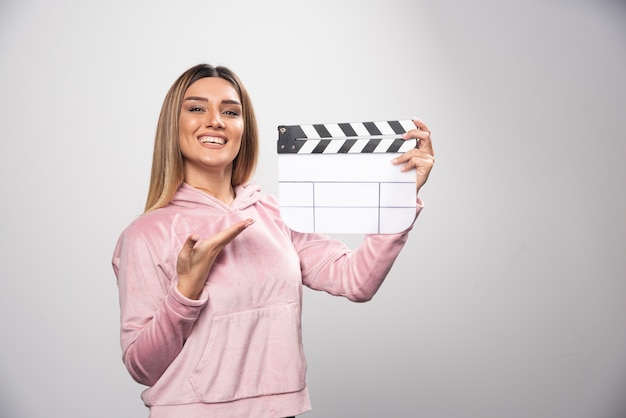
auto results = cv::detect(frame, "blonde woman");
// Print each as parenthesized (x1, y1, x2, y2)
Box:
(112, 63, 434, 417)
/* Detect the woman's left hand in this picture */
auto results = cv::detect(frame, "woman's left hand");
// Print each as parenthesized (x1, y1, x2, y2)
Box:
(392, 117, 435, 196)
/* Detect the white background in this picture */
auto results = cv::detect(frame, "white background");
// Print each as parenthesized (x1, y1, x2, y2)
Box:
(1, 1, 625, 417)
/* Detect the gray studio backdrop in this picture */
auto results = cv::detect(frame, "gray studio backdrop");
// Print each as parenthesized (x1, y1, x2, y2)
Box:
(1, 0, 625, 417)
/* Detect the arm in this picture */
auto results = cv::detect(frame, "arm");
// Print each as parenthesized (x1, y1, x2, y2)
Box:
(294, 201, 422, 302)
(112, 218, 253, 386)
(112, 227, 206, 386)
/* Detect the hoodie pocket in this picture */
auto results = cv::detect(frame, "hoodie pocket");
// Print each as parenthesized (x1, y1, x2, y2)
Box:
(190, 302, 307, 403)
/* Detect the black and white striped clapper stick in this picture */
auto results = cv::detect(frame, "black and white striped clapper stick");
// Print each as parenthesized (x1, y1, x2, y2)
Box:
(277, 120, 418, 234)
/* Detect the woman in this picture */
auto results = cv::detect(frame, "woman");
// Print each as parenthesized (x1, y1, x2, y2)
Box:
(112, 63, 434, 417)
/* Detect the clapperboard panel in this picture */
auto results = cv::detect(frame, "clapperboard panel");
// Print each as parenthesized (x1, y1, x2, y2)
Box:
(277, 119, 417, 234)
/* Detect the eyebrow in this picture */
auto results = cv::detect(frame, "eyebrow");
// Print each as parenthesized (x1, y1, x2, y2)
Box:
(183, 96, 241, 106)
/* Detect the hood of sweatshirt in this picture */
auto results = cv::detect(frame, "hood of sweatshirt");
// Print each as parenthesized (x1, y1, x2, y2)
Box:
(170, 182, 262, 212)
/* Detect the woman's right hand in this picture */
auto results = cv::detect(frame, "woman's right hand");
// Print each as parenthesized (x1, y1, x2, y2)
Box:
(176, 218, 255, 300)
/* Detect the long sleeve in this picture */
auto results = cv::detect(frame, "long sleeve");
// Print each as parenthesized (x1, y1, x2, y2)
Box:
(294, 201, 422, 302)
(112, 225, 206, 387)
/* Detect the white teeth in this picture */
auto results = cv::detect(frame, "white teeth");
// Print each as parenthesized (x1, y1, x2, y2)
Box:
(199, 136, 226, 145)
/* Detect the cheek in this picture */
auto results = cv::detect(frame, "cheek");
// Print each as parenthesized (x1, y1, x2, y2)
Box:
(179, 116, 198, 136)
(178, 121, 196, 157)
(233, 133, 244, 153)
(234, 123, 245, 143)
(178, 118, 201, 145)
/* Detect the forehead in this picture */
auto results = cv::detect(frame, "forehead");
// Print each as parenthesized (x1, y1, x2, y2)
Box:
(184, 77, 240, 100)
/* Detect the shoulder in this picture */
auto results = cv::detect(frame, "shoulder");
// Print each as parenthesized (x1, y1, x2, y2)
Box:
(114, 206, 178, 254)
(258, 192, 280, 208)
(255, 192, 284, 221)
(242, 188, 293, 235)
(112, 208, 180, 273)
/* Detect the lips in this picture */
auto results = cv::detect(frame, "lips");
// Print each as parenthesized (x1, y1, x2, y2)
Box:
(198, 135, 226, 145)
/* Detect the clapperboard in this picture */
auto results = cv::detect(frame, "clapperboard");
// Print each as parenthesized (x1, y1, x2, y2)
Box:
(277, 119, 418, 234)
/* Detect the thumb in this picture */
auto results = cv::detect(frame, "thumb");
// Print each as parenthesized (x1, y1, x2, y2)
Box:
(179, 234, 199, 258)
(185, 234, 200, 247)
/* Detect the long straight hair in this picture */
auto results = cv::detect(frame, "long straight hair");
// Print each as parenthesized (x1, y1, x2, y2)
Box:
(144, 64, 259, 213)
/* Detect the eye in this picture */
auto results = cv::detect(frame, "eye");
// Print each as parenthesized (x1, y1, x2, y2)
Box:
(189, 106, 204, 112)
(224, 109, 241, 117)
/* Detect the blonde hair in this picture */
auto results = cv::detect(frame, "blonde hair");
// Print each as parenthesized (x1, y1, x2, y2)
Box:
(144, 64, 259, 213)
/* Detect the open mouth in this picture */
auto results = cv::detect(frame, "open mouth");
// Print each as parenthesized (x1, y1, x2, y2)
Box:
(198, 136, 226, 145)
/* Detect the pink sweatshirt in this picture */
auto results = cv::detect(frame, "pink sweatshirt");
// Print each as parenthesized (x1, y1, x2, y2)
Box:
(112, 183, 421, 417)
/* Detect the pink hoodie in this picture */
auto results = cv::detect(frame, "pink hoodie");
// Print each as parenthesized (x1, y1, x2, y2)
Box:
(112, 183, 421, 417)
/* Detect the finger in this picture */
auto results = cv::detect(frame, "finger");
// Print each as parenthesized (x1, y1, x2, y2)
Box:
(176, 234, 200, 274)
(392, 148, 425, 165)
(408, 118, 434, 155)
(403, 155, 434, 173)
(402, 117, 432, 145)
(210, 218, 255, 248)
(188, 219, 255, 267)
(392, 149, 434, 171)
(411, 117, 431, 133)
(401, 117, 431, 138)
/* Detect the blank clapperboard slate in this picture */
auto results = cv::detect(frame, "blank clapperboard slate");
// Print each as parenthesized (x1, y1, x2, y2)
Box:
(277, 119, 417, 234)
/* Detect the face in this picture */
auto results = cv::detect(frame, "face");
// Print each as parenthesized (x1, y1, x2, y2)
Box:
(178, 77, 244, 183)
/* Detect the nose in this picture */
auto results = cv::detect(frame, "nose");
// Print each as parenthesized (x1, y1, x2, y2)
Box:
(205, 111, 225, 129)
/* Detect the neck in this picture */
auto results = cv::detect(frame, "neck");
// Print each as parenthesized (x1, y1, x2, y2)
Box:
(184, 165, 236, 204)
(188, 182, 235, 205)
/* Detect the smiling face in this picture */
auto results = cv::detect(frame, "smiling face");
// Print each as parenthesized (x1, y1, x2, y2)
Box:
(178, 77, 244, 185)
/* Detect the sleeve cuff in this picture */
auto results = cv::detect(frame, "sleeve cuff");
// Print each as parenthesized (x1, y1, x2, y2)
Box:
(166, 280, 208, 320)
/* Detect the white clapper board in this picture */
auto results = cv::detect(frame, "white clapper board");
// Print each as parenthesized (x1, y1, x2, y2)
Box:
(277, 119, 417, 234)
